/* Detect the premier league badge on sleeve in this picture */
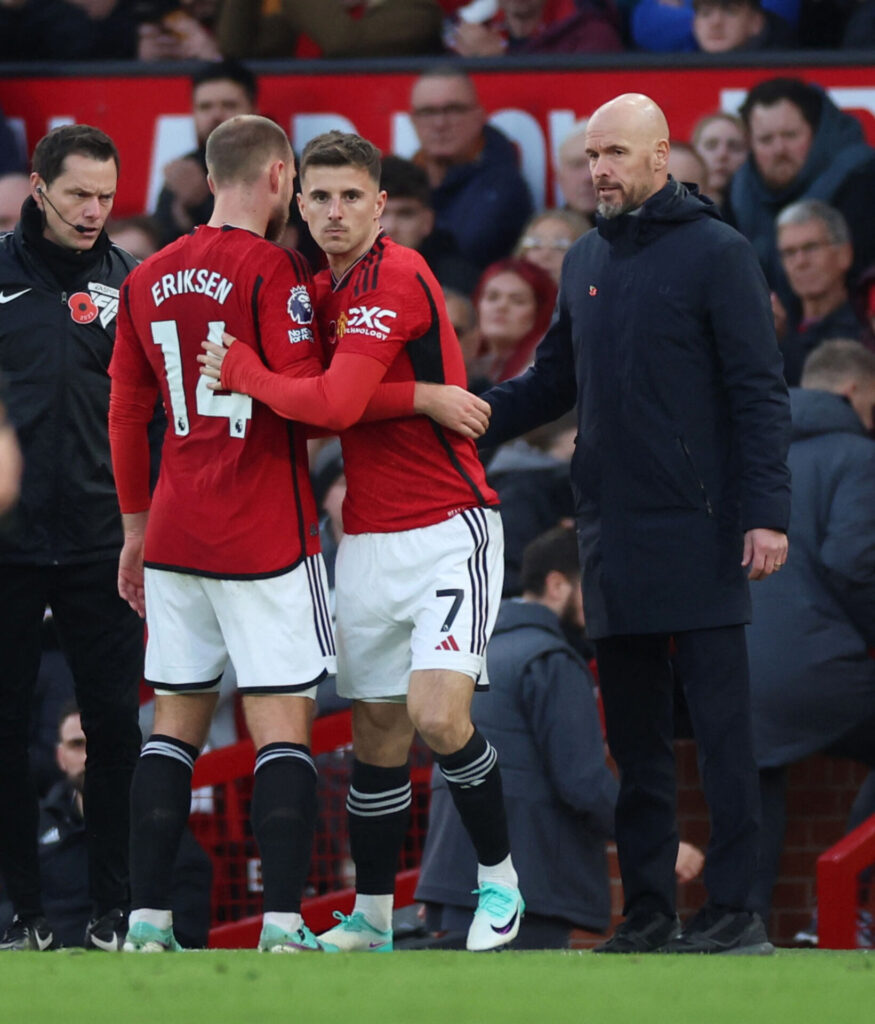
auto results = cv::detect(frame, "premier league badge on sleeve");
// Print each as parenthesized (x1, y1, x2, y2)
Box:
(287, 285, 313, 325)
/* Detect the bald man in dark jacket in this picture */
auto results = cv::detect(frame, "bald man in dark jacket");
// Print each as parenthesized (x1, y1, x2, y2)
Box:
(481, 93, 791, 955)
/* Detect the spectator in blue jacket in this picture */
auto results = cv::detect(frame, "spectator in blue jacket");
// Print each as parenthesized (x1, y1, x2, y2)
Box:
(747, 339, 875, 928)
(409, 67, 533, 270)
(630, 0, 797, 50)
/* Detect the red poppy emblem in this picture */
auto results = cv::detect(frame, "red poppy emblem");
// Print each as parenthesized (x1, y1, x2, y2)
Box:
(68, 292, 98, 324)
(589, 286, 598, 297)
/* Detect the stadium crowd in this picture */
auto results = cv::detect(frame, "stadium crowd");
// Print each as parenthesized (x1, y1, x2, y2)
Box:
(1, 13, 874, 955)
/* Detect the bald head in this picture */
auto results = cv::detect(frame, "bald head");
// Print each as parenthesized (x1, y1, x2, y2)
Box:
(585, 94, 671, 218)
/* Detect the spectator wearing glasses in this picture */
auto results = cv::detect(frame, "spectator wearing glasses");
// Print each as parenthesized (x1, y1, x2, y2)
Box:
(409, 68, 533, 270)
(515, 209, 590, 287)
(771, 200, 863, 385)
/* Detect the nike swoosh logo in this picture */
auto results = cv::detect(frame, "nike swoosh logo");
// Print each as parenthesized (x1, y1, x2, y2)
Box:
(35, 931, 53, 951)
(491, 910, 519, 935)
(88, 932, 120, 952)
(0, 288, 31, 303)
(369, 941, 388, 948)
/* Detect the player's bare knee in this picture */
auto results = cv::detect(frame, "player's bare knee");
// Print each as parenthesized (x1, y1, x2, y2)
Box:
(411, 705, 472, 755)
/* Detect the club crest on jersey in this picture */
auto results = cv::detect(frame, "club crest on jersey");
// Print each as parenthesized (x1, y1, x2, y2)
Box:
(346, 304, 397, 338)
(287, 285, 313, 325)
(68, 282, 119, 327)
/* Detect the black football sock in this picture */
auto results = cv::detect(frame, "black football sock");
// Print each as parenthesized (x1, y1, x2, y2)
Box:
(435, 729, 510, 867)
(251, 743, 317, 914)
(347, 760, 411, 895)
(129, 734, 198, 911)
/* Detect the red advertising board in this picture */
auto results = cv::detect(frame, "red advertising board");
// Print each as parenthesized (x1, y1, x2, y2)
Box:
(3, 63, 875, 217)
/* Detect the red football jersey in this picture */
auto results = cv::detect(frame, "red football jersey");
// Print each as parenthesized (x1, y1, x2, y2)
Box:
(317, 235, 499, 533)
(110, 225, 324, 577)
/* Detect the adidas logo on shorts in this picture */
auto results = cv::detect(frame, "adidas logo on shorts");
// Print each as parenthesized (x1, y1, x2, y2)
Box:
(435, 635, 460, 652)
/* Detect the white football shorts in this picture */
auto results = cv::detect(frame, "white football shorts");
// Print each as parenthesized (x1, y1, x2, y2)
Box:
(335, 507, 504, 701)
(144, 554, 336, 697)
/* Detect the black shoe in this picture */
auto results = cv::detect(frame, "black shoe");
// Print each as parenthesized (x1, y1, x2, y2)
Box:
(85, 908, 127, 951)
(0, 915, 54, 951)
(593, 911, 681, 953)
(665, 906, 774, 955)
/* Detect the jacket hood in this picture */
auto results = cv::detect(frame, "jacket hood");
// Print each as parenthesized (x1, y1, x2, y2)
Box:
(790, 386, 867, 441)
(595, 178, 722, 245)
(492, 598, 564, 638)
(731, 88, 875, 214)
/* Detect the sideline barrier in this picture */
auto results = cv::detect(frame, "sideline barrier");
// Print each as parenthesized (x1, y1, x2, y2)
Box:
(187, 711, 432, 944)
(816, 814, 875, 949)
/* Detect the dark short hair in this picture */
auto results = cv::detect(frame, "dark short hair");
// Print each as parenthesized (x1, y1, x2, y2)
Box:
(520, 526, 580, 596)
(107, 214, 163, 252)
(739, 78, 822, 132)
(206, 115, 292, 187)
(300, 131, 382, 184)
(57, 700, 81, 736)
(380, 155, 431, 207)
(32, 124, 120, 186)
(192, 59, 258, 105)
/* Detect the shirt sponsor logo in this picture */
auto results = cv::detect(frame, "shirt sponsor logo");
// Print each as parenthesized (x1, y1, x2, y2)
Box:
(345, 304, 397, 337)
(287, 285, 313, 325)
(287, 327, 314, 344)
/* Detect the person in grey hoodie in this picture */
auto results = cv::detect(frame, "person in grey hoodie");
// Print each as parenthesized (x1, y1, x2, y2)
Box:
(747, 339, 875, 926)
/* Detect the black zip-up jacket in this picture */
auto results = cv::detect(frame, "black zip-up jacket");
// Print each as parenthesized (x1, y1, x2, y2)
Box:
(0, 201, 138, 564)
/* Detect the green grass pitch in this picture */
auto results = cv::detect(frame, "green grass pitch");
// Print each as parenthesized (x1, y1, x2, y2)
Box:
(3, 950, 873, 1024)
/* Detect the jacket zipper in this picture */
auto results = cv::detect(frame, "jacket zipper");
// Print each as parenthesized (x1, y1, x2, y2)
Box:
(678, 437, 714, 517)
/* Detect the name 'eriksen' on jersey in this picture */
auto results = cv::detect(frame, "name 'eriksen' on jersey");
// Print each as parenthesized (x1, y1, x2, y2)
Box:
(150, 268, 234, 308)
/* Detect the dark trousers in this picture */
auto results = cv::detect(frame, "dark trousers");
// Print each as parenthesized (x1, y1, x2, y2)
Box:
(751, 709, 875, 923)
(0, 562, 143, 919)
(596, 625, 759, 919)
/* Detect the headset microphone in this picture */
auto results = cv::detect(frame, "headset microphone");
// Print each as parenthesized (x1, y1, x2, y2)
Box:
(36, 186, 91, 235)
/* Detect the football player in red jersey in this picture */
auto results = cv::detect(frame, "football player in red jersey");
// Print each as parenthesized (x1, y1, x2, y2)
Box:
(200, 131, 523, 952)
(109, 115, 338, 954)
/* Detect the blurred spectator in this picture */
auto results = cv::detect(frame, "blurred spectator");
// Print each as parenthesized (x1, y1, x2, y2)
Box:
(629, 0, 798, 50)
(135, 1, 221, 62)
(468, 258, 556, 390)
(485, 413, 577, 596)
(0, 0, 136, 60)
(667, 142, 708, 193)
(555, 119, 598, 220)
(443, 287, 480, 371)
(514, 208, 590, 286)
(772, 200, 862, 385)
(152, 59, 257, 247)
(107, 215, 163, 261)
(747, 339, 875, 929)
(215, 0, 443, 58)
(0, 705, 212, 949)
(0, 111, 25, 175)
(0, 175, 30, 234)
(409, 67, 533, 270)
(691, 0, 794, 52)
(691, 112, 748, 210)
(444, 0, 624, 54)
(727, 78, 875, 304)
(380, 154, 479, 295)
(843, 0, 875, 46)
